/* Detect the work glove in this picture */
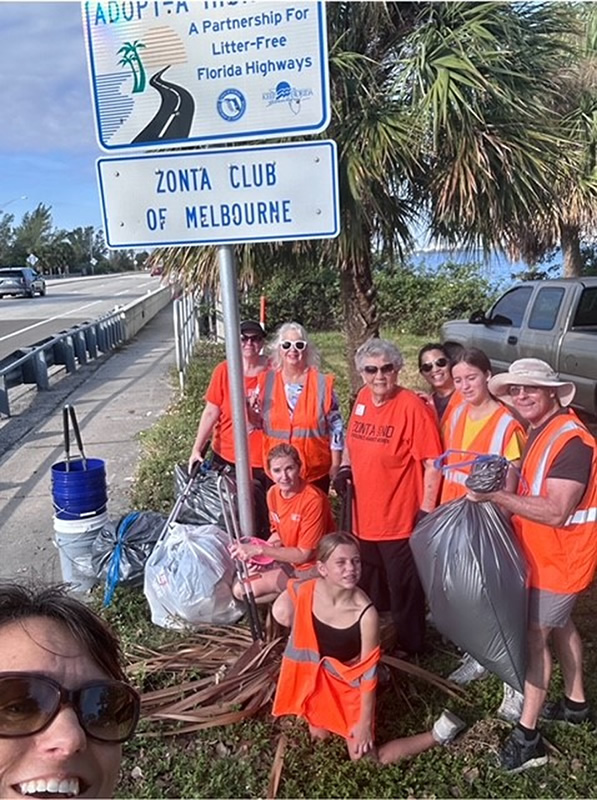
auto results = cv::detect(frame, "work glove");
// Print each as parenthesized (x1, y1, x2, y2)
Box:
(332, 465, 353, 496)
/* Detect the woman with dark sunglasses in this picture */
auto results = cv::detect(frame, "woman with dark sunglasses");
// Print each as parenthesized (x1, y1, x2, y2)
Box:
(333, 338, 443, 658)
(0, 583, 140, 798)
(255, 321, 344, 494)
(417, 343, 461, 431)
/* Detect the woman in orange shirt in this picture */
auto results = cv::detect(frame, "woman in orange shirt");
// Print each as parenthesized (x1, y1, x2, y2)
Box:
(229, 444, 335, 604)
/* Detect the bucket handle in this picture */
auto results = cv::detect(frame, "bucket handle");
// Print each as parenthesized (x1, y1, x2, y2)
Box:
(63, 404, 88, 470)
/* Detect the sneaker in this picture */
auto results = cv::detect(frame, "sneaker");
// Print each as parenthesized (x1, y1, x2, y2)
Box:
(448, 653, 489, 685)
(497, 683, 525, 723)
(541, 697, 591, 725)
(499, 727, 547, 773)
(432, 710, 466, 745)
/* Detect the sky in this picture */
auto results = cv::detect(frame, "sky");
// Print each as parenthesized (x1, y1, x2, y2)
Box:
(0, 1, 106, 233)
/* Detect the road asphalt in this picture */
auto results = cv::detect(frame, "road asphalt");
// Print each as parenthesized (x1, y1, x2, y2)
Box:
(0, 304, 176, 584)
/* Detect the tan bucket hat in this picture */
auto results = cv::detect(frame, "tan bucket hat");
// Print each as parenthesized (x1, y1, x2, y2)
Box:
(488, 358, 576, 407)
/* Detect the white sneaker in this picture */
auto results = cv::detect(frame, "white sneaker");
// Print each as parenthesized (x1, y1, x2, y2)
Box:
(448, 653, 489, 685)
(432, 710, 466, 745)
(497, 682, 525, 723)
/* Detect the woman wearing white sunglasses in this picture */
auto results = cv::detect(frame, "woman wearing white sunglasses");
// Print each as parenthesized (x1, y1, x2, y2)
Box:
(256, 321, 344, 493)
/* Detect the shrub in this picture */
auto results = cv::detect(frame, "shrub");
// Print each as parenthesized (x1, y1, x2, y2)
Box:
(375, 260, 498, 336)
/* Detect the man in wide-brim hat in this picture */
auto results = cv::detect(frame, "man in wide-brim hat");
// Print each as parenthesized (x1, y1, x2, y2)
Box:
(468, 358, 597, 773)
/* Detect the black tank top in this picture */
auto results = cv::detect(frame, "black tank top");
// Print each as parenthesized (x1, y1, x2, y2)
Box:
(312, 604, 373, 662)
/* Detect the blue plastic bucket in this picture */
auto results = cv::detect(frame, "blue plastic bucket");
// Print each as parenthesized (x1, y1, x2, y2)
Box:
(51, 458, 108, 520)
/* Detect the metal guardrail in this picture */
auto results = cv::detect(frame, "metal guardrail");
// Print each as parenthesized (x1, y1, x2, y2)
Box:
(0, 286, 171, 417)
(173, 291, 200, 392)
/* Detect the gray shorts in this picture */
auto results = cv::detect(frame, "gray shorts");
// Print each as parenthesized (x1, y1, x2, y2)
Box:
(529, 587, 578, 628)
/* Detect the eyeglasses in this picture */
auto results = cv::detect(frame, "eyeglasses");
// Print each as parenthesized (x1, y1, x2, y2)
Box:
(241, 334, 262, 344)
(362, 363, 396, 375)
(508, 384, 545, 397)
(280, 340, 307, 352)
(0, 673, 140, 743)
(420, 358, 449, 373)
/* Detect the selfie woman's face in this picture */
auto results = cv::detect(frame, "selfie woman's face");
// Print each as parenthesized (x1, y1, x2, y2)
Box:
(0, 617, 122, 798)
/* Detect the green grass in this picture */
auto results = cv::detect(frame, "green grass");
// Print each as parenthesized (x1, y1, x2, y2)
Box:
(102, 331, 597, 798)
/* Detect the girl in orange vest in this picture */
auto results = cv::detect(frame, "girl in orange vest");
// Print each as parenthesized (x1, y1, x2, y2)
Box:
(272, 532, 465, 762)
(255, 322, 344, 493)
(440, 347, 526, 505)
(229, 444, 335, 604)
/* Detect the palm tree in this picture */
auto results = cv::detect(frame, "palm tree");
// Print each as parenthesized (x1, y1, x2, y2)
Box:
(153, 2, 578, 392)
(118, 41, 147, 93)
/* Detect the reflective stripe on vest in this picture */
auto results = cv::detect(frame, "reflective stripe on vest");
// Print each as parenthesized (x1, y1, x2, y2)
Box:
(443, 470, 468, 486)
(283, 639, 376, 688)
(488, 413, 515, 454)
(566, 507, 597, 526)
(529, 420, 584, 495)
(261, 370, 328, 440)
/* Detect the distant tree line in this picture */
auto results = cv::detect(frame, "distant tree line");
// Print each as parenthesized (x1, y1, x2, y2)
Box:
(0, 203, 148, 274)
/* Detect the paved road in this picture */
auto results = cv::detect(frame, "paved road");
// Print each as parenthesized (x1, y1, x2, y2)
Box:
(0, 304, 176, 585)
(0, 273, 163, 359)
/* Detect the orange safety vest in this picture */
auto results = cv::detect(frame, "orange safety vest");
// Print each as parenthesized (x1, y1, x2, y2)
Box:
(439, 390, 463, 442)
(440, 402, 525, 503)
(272, 579, 380, 739)
(514, 414, 597, 593)
(260, 368, 334, 482)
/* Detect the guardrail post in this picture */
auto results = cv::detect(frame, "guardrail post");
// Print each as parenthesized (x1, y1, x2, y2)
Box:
(84, 326, 98, 359)
(0, 376, 10, 417)
(53, 336, 76, 373)
(73, 330, 88, 365)
(33, 350, 49, 390)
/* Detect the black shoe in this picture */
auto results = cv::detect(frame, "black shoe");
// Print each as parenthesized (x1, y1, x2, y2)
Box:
(541, 698, 591, 725)
(499, 728, 547, 773)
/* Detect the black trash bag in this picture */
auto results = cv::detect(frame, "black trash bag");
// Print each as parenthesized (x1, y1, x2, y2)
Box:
(410, 455, 528, 692)
(92, 511, 166, 605)
(174, 463, 229, 528)
(174, 463, 269, 537)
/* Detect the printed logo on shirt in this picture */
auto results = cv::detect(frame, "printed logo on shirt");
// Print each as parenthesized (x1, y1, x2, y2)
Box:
(350, 419, 395, 444)
(291, 513, 302, 522)
(355, 403, 366, 416)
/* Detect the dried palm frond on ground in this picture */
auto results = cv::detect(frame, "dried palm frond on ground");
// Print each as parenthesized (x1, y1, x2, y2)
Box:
(125, 620, 467, 736)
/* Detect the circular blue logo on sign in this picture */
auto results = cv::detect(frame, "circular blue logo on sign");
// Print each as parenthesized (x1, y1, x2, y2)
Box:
(217, 89, 246, 122)
(275, 81, 292, 101)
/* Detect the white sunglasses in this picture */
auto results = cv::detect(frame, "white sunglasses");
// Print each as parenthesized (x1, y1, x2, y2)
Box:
(280, 340, 307, 352)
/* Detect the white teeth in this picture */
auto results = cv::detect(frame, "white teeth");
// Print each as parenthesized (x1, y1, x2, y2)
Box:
(18, 777, 79, 796)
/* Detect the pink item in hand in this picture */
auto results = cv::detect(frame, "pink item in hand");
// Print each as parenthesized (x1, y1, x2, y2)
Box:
(248, 537, 275, 566)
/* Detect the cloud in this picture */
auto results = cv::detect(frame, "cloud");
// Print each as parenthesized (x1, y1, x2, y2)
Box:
(0, 2, 98, 153)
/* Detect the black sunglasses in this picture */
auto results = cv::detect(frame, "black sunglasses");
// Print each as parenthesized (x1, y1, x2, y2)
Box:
(420, 357, 449, 373)
(241, 334, 263, 343)
(362, 363, 395, 375)
(0, 673, 140, 743)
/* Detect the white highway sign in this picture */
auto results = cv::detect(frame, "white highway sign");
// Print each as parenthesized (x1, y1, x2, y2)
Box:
(97, 139, 339, 247)
(83, 1, 330, 151)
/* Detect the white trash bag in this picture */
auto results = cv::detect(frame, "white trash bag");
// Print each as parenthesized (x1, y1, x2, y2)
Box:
(144, 523, 243, 629)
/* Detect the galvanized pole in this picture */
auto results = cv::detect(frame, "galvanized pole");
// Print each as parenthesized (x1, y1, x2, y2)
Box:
(218, 244, 255, 538)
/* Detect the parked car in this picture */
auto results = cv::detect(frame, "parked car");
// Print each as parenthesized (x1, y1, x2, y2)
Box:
(0, 267, 46, 298)
(441, 277, 597, 417)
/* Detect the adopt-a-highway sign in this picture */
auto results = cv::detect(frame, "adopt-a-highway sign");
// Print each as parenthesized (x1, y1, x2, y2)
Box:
(83, 1, 330, 151)
(97, 140, 339, 247)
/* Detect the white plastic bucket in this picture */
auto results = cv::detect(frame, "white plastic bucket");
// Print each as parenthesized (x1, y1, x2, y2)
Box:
(53, 512, 109, 594)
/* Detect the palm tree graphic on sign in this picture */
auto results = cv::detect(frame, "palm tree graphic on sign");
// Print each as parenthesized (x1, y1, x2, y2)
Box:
(118, 41, 147, 93)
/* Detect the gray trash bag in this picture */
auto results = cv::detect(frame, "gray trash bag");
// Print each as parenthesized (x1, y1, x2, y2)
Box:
(143, 523, 243, 629)
(174, 463, 229, 527)
(91, 511, 166, 596)
(410, 458, 528, 692)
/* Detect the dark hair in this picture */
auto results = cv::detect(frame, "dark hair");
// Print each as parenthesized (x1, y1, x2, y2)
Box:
(0, 583, 127, 682)
(266, 443, 302, 470)
(316, 531, 360, 563)
(451, 347, 492, 374)
(418, 342, 450, 369)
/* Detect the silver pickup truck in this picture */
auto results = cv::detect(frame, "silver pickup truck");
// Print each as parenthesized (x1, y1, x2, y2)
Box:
(441, 277, 597, 417)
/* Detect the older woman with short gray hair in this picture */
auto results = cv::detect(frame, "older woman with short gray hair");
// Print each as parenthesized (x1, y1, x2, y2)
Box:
(334, 338, 443, 657)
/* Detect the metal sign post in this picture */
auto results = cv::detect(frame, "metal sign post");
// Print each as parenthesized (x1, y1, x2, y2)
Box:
(218, 245, 254, 539)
